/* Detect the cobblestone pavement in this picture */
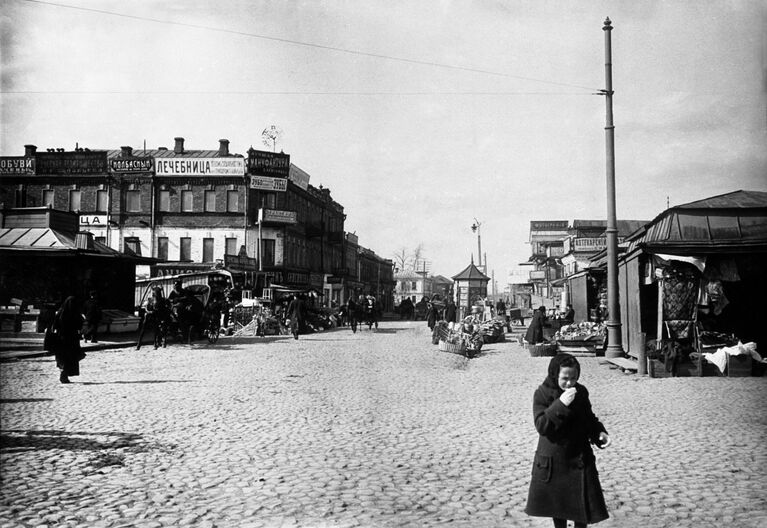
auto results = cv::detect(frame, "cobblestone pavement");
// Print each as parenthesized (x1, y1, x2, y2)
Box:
(1, 321, 766, 528)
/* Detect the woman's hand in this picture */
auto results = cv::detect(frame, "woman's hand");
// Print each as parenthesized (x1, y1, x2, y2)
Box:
(559, 387, 577, 406)
(598, 432, 611, 448)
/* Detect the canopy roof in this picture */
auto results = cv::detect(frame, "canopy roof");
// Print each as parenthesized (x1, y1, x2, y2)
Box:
(451, 261, 490, 281)
(624, 190, 767, 256)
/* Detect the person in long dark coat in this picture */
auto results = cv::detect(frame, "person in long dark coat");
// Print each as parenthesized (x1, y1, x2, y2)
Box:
(525, 353, 611, 527)
(426, 301, 438, 331)
(286, 294, 306, 340)
(525, 305, 548, 344)
(82, 290, 102, 343)
(51, 296, 85, 384)
(444, 298, 457, 324)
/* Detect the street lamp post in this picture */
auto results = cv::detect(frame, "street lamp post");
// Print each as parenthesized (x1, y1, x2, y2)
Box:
(471, 218, 482, 271)
(602, 17, 624, 358)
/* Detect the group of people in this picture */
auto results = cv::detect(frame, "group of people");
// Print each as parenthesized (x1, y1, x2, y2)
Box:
(340, 294, 380, 333)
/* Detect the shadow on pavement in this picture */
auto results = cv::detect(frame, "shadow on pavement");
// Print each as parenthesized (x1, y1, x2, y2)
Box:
(0, 398, 54, 403)
(79, 380, 194, 385)
(0, 429, 144, 452)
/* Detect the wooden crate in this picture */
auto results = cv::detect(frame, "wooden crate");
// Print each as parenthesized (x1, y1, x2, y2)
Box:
(648, 358, 674, 378)
(727, 354, 752, 377)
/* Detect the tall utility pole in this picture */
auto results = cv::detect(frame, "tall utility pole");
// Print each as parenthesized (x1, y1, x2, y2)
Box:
(602, 17, 624, 358)
(471, 218, 482, 270)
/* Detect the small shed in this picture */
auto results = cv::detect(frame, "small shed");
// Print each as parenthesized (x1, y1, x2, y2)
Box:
(451, 259, 490, 319)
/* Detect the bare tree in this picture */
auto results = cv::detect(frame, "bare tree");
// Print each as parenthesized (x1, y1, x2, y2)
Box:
(392, 247, 410, 272)
(411, 243, 425, 271)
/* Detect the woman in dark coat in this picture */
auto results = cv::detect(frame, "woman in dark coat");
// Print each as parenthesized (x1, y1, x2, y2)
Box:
(426, 301, 438, 331)
(525, 353, 611, 527)
(444, 299, 457, 324)
(525, 305, 548, 344)
(51, 296, 85, 384)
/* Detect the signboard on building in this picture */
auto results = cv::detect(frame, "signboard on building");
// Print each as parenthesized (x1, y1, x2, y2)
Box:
(250, 176, 288, 192)
(154, 157, 244, 176)
(261, 209, 297, 224)
(572, 237, 608, 252)
(247, 150, 290, 178)
(36, 152, 108, 174)
(529, 270, 546, 280)
(530, 220, 569, 231)
(110, 157, 153, 173)
(288, 165, 310, 191)
(224, 254, 257, 271)
(79, 215, 108, 227)
(0, 157, 35, 175)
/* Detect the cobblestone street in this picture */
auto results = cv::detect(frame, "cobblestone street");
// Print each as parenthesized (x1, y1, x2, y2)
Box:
(1, 321, 766, 528)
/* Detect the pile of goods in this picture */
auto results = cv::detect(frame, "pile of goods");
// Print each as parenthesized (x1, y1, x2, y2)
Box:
(434, 317, 484, 357)
(553, 322, 606, 342)
(478, 318, 506, 344)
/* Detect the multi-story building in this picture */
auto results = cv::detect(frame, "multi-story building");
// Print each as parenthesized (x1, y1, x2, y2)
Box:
(0, 139, 393, 310)
(394, 269, 432, 304)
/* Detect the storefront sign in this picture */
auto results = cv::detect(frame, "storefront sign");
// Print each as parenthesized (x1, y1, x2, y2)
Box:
(110, 157, 153, 173)
(529, 270, 546, 280)
(36, 152, 108, 174)
(326, 276, 343, 284)
(286, 271, 310, 285)
(155, 157, 244, 176)
(530, 220, 568, 231)
(247, 150, 290, 178)
(261, 209, 297, 224)
(573, 237, 608, 251)
(225, 254, 257, 271)
(288, 165, 310, 191)
(79, 215, 108, 226)
(0, 157, 35, 175)
(250, 176, 288, 192)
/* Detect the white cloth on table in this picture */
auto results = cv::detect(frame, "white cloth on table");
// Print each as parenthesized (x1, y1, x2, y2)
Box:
(702, 341, 762, 374)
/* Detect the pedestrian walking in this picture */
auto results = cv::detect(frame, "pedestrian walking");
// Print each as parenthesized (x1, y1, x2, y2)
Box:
(525, 305, 548, 344)
(287, 294, 306, 339)
(347, 296, 358, 333)
(525, 353, 611, 527)
(48, 296, 86, 384)
(82, 290, 102, 343)
(426, 300, 438, 331)
(136, 287, 169, 350)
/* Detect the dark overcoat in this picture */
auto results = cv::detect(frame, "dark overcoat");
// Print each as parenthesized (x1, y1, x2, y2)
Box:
(524, 310, 546, 344)
(51, 297, 85, 377)
(525, 354, 609, 524)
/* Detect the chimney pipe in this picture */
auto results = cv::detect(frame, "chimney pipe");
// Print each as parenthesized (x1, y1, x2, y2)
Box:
(120, 146, 133, 157)
(24, 145, 37, 156)
(174, 137, 184, 154)
(218, 139, 229, 156)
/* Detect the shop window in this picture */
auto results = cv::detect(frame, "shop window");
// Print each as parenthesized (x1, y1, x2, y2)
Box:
(157, 237, 169, 260)
(180, 237, 192, 261)
(261, 239, 275, 267)
(227, 190, 239, 212)
(204, 190, 216, 212)
(202, 238, 214, 262)
(225, 237, 237, 256)
(42, 189, 54, 207)
(14, 188, 27, 207)
(126, 190, 141, 212)
(181, 191, 193, 212)
(124, 237, 141, 256)
(96, 190, 108, 212)
(159, 190, 170, 211)
(69, 190, 81, 212)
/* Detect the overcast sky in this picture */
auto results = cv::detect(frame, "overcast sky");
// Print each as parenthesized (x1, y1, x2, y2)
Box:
(2, 0, 766, 283)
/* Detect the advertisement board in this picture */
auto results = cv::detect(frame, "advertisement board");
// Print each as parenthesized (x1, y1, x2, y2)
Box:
(261, 209, 297, 224)
(110, 157, 153, 173)
(0, 157, 35, 175)
(250, 176, 288, 192)
(36, 152, 108, 174)
(247, 150, 290, 178)
(79, 215, 108, 227)
(155, 157, 244, 176)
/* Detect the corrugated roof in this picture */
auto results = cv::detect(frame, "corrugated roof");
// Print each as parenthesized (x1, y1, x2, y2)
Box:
(106, 149, 242, 159)
(675, 190, 767, 210)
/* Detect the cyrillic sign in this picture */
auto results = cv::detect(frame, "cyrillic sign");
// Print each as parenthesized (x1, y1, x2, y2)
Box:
(79, 215, 108, 226)
(110, 157, 153, 173)
(250, 176, 288, 192)
(36, 152, 108, 174)
(288, 165, 310, 191)
(247, 150, 290, 178)
(530, 220, 568, 231)
(261, 209, 297, 224)
(155, 157, 244, 176)
(0, 157, 35, 174)
(573, 237, 608, 251)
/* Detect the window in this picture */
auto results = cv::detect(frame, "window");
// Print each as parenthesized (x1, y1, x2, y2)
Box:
(261, 239, 275, 267)
(126, 190, 141, 212)
(180, 237, 192, 261)
(124, 237, 141, 256)
(181, 191, 193, 212)
(69, 190, 81, 212)
(260, 192, 276, 209)
(14, 188, 26, 207)
(204, 190, 216, 212)
(157, 237, 169, 261)
(159, 190, 170, 211)
(227, 190, 239, 212)
(202, 238, 214, 262)
(96, 190, 108, 212)
(411, 281, 417, 290)
(43, 190, 54, 207)
(225, 237, 237, 256)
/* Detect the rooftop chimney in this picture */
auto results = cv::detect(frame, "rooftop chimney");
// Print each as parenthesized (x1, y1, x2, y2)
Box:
(74, 231, 95, 250)
(120, 146, 133, 157)
(24, 145, 37, 156)
(174, 137, 185, 154)
(218, 139, 230, 156)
